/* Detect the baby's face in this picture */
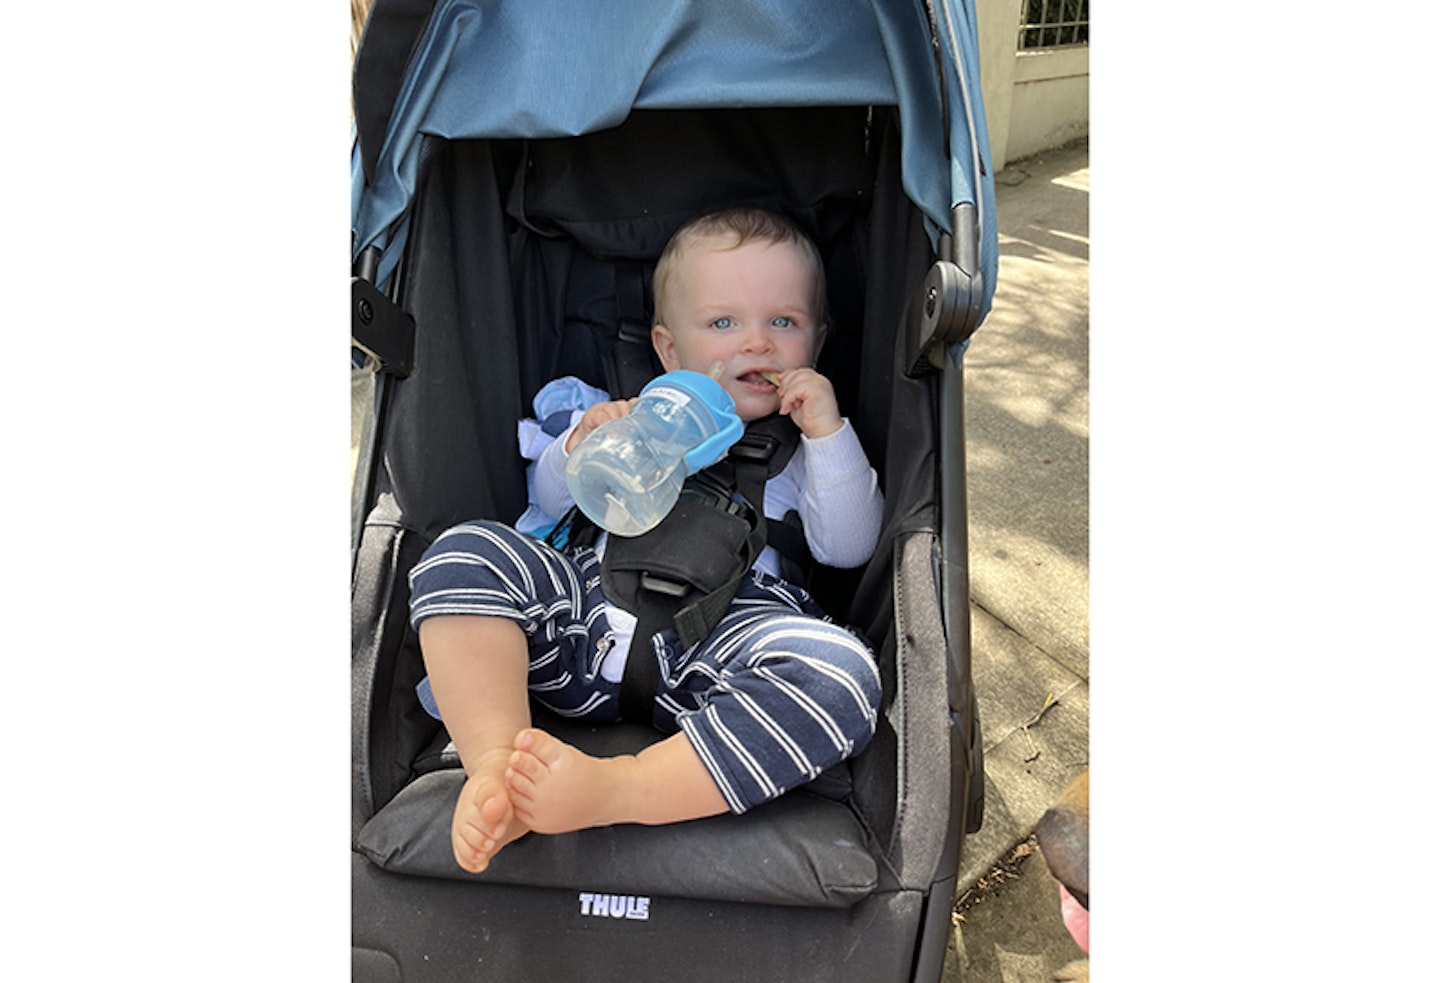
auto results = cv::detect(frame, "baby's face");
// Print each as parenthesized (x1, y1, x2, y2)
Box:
(651, 237, 824, 421)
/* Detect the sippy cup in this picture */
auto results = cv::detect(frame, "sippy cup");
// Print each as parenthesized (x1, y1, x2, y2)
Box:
(564, 368, 744, 536)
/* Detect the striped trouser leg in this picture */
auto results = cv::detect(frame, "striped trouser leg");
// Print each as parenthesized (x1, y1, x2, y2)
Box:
(407, 520, 620, 721)
(659, 579, 883, 814)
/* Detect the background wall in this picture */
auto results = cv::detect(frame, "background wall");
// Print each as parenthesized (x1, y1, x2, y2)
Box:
(976, 0, 1089, 170)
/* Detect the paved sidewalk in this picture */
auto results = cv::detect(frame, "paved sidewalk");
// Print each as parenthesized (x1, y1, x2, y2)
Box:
(942, 139, 1091, 983)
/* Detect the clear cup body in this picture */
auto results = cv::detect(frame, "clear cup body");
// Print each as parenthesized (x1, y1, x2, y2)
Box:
(565, 384, 723, 536)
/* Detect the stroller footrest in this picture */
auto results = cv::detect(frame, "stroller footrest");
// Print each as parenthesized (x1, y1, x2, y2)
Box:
(356, 768, 878, 908)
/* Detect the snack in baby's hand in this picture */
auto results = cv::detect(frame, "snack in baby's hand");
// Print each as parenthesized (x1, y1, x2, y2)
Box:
(761, 371, 781, 386)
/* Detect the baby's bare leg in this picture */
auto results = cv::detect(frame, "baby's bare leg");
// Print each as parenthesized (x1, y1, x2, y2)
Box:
(418, 615, 534, 872)
(505, 728, 728, 833)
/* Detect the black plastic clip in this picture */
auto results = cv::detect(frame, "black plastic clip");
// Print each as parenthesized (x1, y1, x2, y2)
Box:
(351, 277, 415, 377)
(728, 432, 779, 463)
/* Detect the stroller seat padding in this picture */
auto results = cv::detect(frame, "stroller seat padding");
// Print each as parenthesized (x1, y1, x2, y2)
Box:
(357, 773, 877, 908)
(355, 715, 879, 909)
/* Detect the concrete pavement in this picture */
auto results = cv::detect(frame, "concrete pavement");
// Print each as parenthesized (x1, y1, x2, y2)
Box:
(943, 138, 1090, 982)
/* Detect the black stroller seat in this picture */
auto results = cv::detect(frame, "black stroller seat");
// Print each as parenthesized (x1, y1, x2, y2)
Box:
(352, 3, 994, 978)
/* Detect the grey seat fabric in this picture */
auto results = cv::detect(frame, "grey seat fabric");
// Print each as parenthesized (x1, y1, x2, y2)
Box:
(356, 714, 878, 909)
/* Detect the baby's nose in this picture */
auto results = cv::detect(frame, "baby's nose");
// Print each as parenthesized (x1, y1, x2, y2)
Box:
(739, 323, 773, 352)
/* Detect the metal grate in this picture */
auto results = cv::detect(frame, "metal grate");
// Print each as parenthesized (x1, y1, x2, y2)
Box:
(1019, 0, 1089, 50)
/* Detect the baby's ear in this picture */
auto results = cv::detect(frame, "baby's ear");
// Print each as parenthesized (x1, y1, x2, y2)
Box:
(651, 323, 681, 371)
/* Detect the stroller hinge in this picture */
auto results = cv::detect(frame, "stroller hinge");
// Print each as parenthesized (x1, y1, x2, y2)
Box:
(903, 204, 985, 377)
(351, 277, 415, 377)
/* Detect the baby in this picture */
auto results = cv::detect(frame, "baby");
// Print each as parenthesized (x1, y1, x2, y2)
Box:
(409, 206, 884, 872)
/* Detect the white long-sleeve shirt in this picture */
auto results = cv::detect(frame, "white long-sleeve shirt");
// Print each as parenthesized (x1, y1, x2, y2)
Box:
(534, 418, 883, 678)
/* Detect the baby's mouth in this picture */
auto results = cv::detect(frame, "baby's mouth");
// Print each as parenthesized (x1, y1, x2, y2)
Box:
(737, 370, 780, 391)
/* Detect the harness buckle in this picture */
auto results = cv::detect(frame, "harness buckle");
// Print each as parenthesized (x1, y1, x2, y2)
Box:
(640, 572, 689, 597)
(728, 432, 778, 462)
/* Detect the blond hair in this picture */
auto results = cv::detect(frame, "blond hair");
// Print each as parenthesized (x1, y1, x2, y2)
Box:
(652, 207, 829, 330)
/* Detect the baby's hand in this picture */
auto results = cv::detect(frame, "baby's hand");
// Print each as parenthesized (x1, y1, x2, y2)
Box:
(773, 369, 842, 439)
(565, 399, 634, 452)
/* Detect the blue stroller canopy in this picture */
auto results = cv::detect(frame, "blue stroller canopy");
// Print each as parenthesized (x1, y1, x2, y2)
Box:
(352, 0, 995, 314)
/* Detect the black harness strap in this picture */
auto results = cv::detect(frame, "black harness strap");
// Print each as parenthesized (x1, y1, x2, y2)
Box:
(612, 416, 800, 723)
(619, 623, 665, 725)
(606, 264, 658, 399)
(667, 433, 774, 648)
(670, 459, 769, 651)
(766, 511, 811, 584)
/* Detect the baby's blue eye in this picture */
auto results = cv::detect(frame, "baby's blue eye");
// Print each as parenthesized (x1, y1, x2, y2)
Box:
(771, 316, 795, 329)
(710, 317, 735, 330)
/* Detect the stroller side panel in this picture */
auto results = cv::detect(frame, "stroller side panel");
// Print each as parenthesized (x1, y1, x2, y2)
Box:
(352, 519, 444, 835)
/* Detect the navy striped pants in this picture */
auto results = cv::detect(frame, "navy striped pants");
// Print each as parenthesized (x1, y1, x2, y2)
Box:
(408, 520, 881, 814)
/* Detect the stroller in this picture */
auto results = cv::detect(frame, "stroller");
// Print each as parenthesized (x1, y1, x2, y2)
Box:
(350, 2, 997, 979)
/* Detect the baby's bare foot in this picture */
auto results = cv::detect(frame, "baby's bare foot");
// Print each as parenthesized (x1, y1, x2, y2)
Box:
(452, 748, 529, 873)
(504, 729, 633, 834)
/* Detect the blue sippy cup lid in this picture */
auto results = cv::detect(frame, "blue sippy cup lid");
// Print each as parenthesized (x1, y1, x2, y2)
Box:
(639, 369, 745, 473)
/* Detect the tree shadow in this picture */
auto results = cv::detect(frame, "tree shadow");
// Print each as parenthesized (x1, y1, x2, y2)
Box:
(963, 154, 1090, 658)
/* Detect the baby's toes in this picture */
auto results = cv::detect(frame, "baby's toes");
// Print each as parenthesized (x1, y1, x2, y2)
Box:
(506, 750, 544, 799)
(452, 821, 489, 872)
(477, 789, 511, 840)
(514, 727, 567, 767)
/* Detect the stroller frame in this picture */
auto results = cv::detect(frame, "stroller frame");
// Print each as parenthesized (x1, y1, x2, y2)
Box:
(351, 4, 994, 980)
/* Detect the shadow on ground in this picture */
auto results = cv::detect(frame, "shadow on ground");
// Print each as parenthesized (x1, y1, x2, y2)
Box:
(945, 139, 1090, 983)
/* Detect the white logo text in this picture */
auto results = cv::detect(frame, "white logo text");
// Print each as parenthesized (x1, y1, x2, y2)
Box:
(578, 892, 651, 921)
